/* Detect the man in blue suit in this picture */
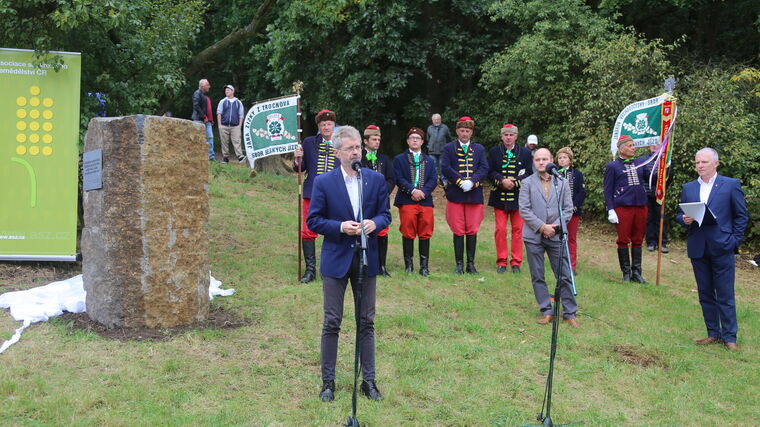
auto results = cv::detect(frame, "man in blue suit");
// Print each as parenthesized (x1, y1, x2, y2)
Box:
(676, 148, 748, 351)
(307, 125, 392, 401)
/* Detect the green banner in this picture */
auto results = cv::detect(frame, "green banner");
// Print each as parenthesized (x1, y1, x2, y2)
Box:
(0, 48, 81, 260)
(610, 93, 668, 155)
(243, 95, 300, 169)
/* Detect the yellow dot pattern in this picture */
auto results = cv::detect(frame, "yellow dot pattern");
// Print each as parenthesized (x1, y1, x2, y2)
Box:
(15, 85, 56, 158)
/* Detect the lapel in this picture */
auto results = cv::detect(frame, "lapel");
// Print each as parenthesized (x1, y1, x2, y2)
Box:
(706, 174, 721, 207)
(331, 168, 356, 221)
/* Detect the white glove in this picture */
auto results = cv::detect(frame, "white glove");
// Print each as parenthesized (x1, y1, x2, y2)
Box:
(608, 209, 619, 224)
(460, 180, 474, 192)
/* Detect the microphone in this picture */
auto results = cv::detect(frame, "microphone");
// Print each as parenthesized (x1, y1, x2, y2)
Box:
(545, 162, 564, 179)
(351, 160, 362, 172)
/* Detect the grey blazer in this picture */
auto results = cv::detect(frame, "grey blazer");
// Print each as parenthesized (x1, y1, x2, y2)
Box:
(519, 173, 574, 244)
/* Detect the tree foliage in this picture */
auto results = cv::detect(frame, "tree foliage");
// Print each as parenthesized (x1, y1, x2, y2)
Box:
(1, 0, 758, 244)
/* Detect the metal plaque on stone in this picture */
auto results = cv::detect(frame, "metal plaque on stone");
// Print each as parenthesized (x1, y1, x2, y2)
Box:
(664, 77, 677, 94)
(83, 149, 103, 191)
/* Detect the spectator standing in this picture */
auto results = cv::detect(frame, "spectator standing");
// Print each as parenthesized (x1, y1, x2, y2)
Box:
(216, 85, 246, 164)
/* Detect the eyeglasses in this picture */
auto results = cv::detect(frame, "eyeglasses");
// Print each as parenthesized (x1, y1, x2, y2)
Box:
(408, 136, 422, 141)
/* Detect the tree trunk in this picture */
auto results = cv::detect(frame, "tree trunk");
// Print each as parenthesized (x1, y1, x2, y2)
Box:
(253, 154, 293, 176)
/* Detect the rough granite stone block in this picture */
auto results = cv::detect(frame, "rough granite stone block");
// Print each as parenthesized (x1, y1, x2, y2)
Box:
(82, 115, 210, 328)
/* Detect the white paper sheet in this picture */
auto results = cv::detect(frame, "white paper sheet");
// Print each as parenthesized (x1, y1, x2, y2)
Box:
(679, 202, 707, 226)
(1, 273, 234, 354)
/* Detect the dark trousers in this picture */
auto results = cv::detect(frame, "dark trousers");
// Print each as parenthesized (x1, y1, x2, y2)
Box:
(645, 196, 669, 246)
(691, 252, 737, 343)
(321, 253, 377, 381)
(525, 238, 577, 319)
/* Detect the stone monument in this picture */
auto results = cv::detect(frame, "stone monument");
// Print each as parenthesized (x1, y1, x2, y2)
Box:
(82, 115, 210, 328)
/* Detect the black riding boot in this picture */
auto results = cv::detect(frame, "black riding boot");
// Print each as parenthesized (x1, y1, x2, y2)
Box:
(378, 235, 391, 277)
(419, 238, 430, 277)
(630, 246, 648, 283)
(617, 247, 631, 282)
(403, 237, 415, 273)
(300, 240, 317, 283)
(465, 234, 479, 274)
(453, 235, 465, 274)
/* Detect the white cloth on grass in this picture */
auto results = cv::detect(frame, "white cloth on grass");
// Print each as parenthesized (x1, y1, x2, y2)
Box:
(0, 273, 233, 354)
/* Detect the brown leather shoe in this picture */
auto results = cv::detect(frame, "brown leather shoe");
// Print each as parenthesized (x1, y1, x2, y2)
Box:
(724, 342, 739, 351)
(694, 337, 721, 345)
(563, 318, 580, 328)
(537, 315, 554, 325)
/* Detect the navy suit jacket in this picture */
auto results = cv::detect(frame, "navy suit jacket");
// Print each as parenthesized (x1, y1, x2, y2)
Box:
(307, 167, 392, 278)
(676, 174, 748, 259)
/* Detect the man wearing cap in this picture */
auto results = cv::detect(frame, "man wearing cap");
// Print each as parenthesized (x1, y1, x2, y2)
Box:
(393, 128, 438, 276)
(426, 113, 451, 184)
(519, 148, 579, 327)
(191, 78, 215, 161)
(294, 109, 340, 283)
(604, 135, 649, 283)
(525, 134, 539, 156)
(440, 116, 489, 274)
(361, 125, 395, 277)
(488, 124, 533, 274)
(216, 85, 246, 164)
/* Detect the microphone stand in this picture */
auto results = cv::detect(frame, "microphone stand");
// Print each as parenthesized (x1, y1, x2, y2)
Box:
(534, 174, 580, 427)
(346, 165, 368, 427)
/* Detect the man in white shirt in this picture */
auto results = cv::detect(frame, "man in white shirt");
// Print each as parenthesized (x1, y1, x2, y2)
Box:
(676, 148, 748, 351)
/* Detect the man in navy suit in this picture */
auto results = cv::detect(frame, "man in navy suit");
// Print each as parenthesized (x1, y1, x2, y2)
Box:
(307, 125, 392, 401)
(676, 148, 748, 351)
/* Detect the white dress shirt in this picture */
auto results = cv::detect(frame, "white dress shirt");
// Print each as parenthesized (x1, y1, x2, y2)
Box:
(341, 166, 360, 220)
(699, 173, 717, 204)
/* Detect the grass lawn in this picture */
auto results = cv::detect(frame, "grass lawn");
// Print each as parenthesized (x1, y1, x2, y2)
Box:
(1, 164, 758, 425)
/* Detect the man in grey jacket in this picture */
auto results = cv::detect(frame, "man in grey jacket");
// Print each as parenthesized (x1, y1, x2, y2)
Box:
(425, 113, 451, 184)
(519, 148, 579, 327)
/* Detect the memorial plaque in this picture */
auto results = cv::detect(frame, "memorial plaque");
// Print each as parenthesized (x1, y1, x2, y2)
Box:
(82, 149, 103, 191)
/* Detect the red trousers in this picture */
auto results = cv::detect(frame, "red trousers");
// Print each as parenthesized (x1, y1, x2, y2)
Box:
(615, 205, 647, 248)
(493, 208, 523, 267)
(445, 202, 484, 236)
(301, 198, 318, 241)
(398, 204, 434, 239)
(567, 215, 580, 270)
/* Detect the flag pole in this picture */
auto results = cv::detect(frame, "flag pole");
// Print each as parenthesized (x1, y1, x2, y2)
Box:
(655, 98, 676, 286)
(294, 81, 304, 283)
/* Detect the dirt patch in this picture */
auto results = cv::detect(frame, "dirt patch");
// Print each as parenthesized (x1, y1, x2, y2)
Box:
(613, 344, 668, 369)
(57, 306, 251, 341)
(0, 261, 82, 291)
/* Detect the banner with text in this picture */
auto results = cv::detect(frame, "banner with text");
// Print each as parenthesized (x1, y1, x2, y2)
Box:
(243, 95, 299, 169)
(0, 48, 81, 260)
(610, 93, 670, 155)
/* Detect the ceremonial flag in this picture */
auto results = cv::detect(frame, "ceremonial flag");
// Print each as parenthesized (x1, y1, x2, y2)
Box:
(655, 99, 675, 204)
(242, 94, 300, 169)
(610, 93, 670, 155)
(0, 48, 81, 261)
